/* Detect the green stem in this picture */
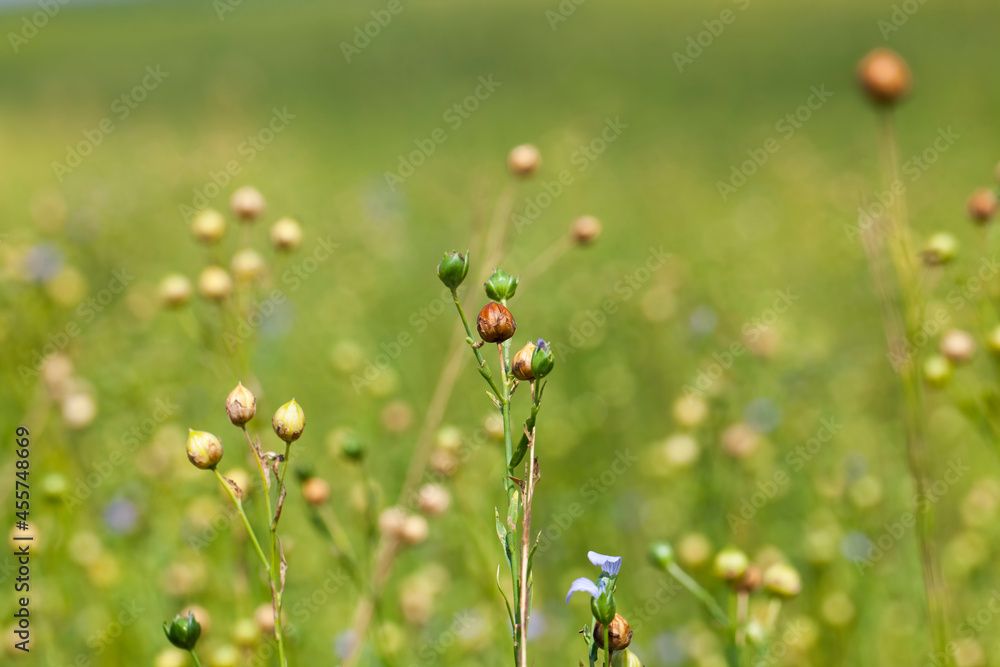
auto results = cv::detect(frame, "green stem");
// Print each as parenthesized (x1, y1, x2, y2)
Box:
(212, 469, 270, 573)
(665, 562, 731, 628)
(188, 650, 204, 667)
(451, 290, 504, 398)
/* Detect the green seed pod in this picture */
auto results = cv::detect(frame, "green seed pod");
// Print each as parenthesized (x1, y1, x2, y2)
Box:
(762, 562, 802, 598)
(648, 541, 675, 570)
(923, 355, 952, 388)
(530, 339, 555, 379)
(922, 233, 958, 266)
(273, 399, 306, 443)
(611, 649, 644, 667)
(484, 268, 518, 301)
(437, 251, 469, 290)
(163, 611, 201, 651)
(712, 547, 749, 581)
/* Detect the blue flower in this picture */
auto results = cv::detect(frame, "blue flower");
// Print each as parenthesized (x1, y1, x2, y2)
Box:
(588, 551, 622, 576)
(565, 577, 605, 604)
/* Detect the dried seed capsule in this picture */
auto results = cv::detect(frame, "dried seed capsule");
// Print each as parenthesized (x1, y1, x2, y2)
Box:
(272, 399, 305, 443)
(713, 547, 749, 581)
(507, 144, 541, 177)
(187, 430, 223, 470)
(512, 341, 536, 381)
(593, 614, 633, 652)
(762, 562, 802, 598)
(571, 215, 602, 245)
(940, 329, 976, 364)
(230, 186, 266, 221)
(198, 266, 233, 301)
(191, 209, 226, 244)
(160, 274, 193, 308)
(477, 302, 516, 343)
(967, 188, 998, 224)
(225, 382, 256, 426)
(270, 217, 302, 251)
(857, 48, 911, 106)
(921, 232, 958, 266)
(302, 477, 330, 506)
(231, 249, 265, 282)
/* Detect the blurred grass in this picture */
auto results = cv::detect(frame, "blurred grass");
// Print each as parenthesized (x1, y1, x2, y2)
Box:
(2, 0, 1000, 664)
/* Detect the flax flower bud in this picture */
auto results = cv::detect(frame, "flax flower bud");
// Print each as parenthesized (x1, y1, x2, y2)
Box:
(270, 217, 302, 251)
(484, 268, 518, 301)
(571, 215, 602, 245)
(967, 188, 998, 224)
(530, 338, 555, 379)
(302, 477, 330, 506)
(857, 48, 911, 106)
(230, 186, 265, 221)
(713, 547, 749, 581)
(163, 611, 201, 651)
(508, 144, 541, 177)
(512, 341, 536, 381)
(477, 302, 516, 343)
(191, 209, 226, 244)
(198, 266, 233, 301)
(437, 251, 469, 290)
(187, 430, 223, 469)
(225, 382, 256, 426)
(762, 562, 802, 598)
(231, 249, 265, 282)
(160, 274, 193, 308)
(272, 399, 305, 443)
(593, 614, 633, 651)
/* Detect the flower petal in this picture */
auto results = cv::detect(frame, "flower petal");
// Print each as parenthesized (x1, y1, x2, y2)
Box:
(565, 577, 602, 604)
(588, 551, 623, 576)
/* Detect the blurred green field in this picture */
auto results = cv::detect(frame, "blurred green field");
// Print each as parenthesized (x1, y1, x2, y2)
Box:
(4, 0, 1000, 665)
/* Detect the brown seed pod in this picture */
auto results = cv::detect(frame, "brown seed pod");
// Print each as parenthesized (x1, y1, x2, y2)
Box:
(507, 144, 541, 177)
(967, 188, 998, 224)
(571, 215, 602, 245)
(857, 48, 911, 106)
(593, 614, 633, 652)
(476, 302, 517, 343)
(512, 341, 536, 381)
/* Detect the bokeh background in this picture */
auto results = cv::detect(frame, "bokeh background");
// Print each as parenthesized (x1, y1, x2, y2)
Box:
(3, 0, 1000, 665)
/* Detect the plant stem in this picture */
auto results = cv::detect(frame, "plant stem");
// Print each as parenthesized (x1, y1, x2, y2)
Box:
(189, 650, 203, 667)
(665, 561, 731, 629)
(212, 469, 269, 573)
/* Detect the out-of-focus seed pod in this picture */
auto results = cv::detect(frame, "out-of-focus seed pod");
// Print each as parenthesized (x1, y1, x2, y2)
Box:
(857, 48, 911, 106)
(648, 541, 675, 570)
(477, 302, 516, 343)
(154, 649, 188, 667)
(187, 430, 223, 470)
(571, 215, 602, 245)
(210, 644, 239, 667)
(226, 382, 256, 426)
(762, 562, 802, 597)
(302, 477, 330, 506)
(40, 353, 73, 398)
(507, 144, 541, 177)
(923, 355, 952, 388)
(531, 339, 555, 379)
(231, 249, 265, 282)
(512, 341, 536, 381)
(378, 507, 407, 539)
(417, 484, 451, 516)
(339, 432, 365, 462)
(610, 650, 643, 667)
(400, 515, 429, 545)
(272, 399, 305, 443)
(721, 423, 759, 459)
(661, 434, 700, 469)
(198, 266, 233, 301)
(921, 232, 958, 266)
(967, 188, 998, 224)
(821, 591, 855, 627)
(673, 394, 708, 428)
(940, 329, 976, 364)
(437, 251, 470, 290)
(736, 564, 763, 593)
(163, 611, 201, 651)
(270, 217, 302, 251)
(191, 209, 226, 244)
(484, 268, 518, 301)
(225, 469, 251, 498)
(232, 618, 258, 647)
(62, 391, 98, 429)
(713, 548, 749, 581)
(254, 603, 285, 636)
(593, 614, 633, 651)
(230, 186, 265, 222)
(160, 274, 193, 308)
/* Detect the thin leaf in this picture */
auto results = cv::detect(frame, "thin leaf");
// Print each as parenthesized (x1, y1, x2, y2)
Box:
(495, 565, 515, 635)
